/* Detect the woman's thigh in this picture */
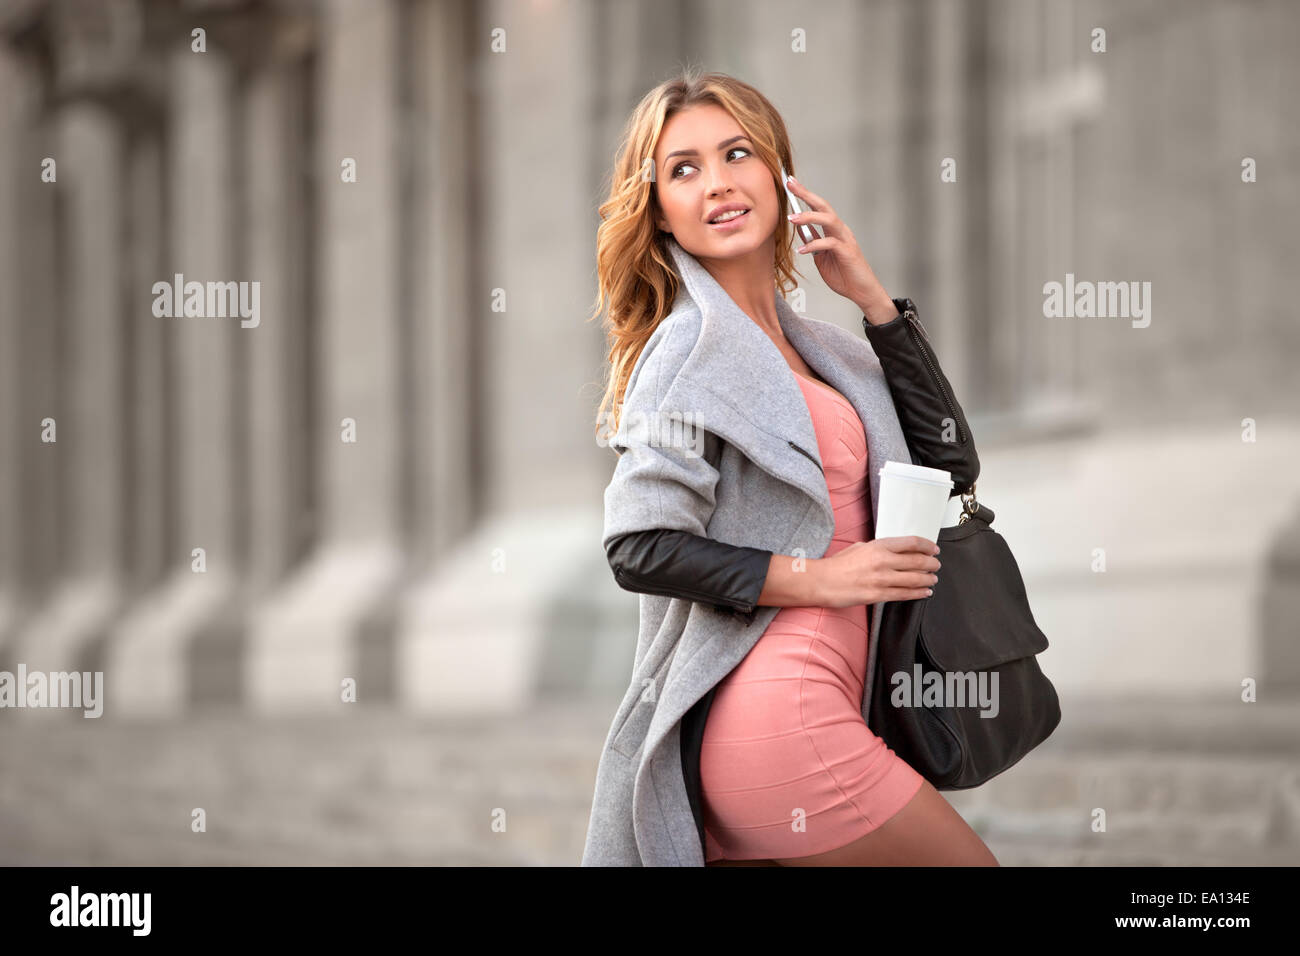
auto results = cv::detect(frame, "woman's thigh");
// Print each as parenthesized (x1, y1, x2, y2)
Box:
(771, 779, 999, 867)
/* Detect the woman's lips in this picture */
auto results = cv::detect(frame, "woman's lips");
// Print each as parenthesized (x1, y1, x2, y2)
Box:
(707, 209, 750, 231)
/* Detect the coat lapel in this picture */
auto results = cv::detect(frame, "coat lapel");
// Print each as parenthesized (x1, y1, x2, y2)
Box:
(661, 236, 912, 543)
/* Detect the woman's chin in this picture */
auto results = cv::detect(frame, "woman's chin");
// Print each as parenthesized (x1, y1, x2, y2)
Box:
(682, 229, 771, 261)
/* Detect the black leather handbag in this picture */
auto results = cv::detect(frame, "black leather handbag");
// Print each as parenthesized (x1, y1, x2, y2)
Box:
(867, 483, 1061, 789)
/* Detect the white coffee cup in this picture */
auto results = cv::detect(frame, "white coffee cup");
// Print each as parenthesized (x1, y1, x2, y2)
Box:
(875, 460, 954, 544)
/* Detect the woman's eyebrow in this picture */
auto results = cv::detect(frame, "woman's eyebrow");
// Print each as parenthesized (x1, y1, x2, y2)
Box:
(664, 135, 750, 163)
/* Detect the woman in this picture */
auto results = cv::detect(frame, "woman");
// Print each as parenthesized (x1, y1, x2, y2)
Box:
(584, 69, 996, 866)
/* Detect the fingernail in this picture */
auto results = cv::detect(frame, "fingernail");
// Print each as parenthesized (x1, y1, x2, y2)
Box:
(926, 589, 933, 596)
(933, 547, 940, 554)
(786, 213, 796, 220)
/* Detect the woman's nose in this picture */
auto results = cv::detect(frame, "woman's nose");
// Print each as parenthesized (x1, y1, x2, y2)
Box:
(705, 167, 735, 194)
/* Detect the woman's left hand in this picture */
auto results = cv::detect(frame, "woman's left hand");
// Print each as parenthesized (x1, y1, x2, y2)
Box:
(786, 175, 896, 323)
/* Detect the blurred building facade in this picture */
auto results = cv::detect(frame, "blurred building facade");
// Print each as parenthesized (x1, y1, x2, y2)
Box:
(1, 0, 1298, 724)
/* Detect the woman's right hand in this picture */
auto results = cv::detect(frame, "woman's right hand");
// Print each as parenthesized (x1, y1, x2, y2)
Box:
(815, 536, 941, 607)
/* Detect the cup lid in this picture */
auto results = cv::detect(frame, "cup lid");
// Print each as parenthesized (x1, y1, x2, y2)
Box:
(878, 460, 954, 486)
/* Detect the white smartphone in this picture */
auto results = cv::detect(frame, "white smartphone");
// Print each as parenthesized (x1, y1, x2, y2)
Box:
(781, 164, 823, 245)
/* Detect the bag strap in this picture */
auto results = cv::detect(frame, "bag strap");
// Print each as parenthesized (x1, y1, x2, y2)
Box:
(953, 482, 995, 528)
(957, 481, 981, 524)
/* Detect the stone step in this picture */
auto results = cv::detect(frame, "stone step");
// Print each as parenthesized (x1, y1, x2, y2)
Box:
(946, 752, 1300, 855)
(940, 696, 1300, 862)
(1040, 695, 1300, 755)
(2, 696, 1296, 865)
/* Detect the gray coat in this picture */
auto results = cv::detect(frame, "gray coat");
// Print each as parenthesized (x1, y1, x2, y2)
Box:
(581, 236, 917, 866)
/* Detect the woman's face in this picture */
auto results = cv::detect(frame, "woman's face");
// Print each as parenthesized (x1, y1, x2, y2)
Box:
(652, 103, 778, 261)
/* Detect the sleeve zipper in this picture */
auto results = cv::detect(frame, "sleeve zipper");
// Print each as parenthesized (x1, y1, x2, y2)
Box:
(902, 310, 968, 445)
(613, 565, 757, 614)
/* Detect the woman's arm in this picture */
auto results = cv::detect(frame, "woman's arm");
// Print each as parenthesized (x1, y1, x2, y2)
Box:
(605, 528, 772, 614)
(605, 528, 826, 622)
(601, 314, 834, 624)
(861, 297, 980, 496)
(778, 176, 978, 494)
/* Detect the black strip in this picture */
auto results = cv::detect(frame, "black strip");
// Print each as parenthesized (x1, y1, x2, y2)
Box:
(680, 682, 718, 857)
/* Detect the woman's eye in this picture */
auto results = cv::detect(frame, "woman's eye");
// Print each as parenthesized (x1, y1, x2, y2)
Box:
(671, 146, 750, 179)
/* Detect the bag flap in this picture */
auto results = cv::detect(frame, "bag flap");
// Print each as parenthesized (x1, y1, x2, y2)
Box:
(919, 521, 1049, 671)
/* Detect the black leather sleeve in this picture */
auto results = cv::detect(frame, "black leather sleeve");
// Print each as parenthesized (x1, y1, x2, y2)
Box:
(861, 297, 980, 496)
(605, 527, 772, 625)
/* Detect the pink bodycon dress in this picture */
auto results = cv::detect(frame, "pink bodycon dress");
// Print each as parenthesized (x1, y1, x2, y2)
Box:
(700, 369, 926, 862)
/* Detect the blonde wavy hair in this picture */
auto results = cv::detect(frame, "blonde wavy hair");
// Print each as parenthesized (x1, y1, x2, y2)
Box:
(588, 67, 806, 443)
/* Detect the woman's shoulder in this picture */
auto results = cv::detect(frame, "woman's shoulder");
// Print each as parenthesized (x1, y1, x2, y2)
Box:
(624, 303, 705, 404)
(646, 300, 704, 353)
(797, 312, 862, 350)
(793, 312, 882, 371)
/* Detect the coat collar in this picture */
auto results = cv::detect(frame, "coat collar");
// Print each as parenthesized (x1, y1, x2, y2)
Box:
(659, 235, 912, 542)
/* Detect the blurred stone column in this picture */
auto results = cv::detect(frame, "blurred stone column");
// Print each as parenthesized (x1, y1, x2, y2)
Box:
(0, 49, 26, 648)
(2, 66, 62, 677)
(11, 98, 127, 686)
(107, 43, 239, 715)
(196, 20, 319, 711)
(123, 129, 168, 595)
(403, 0, 474, 568)
(927, 0, 974, 401)
(244, 33, 314, 594)
(857, 0, 908, 294)
(247, 0, 403, 713)
(984, 0, 1017, 414)
(396, 0, 608, 713)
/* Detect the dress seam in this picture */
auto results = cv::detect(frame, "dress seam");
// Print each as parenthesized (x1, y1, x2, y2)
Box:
(799, 608, 878, 830)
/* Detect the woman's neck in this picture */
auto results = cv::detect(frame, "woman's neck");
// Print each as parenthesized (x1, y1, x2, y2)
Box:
(696, 246, 782, 337)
